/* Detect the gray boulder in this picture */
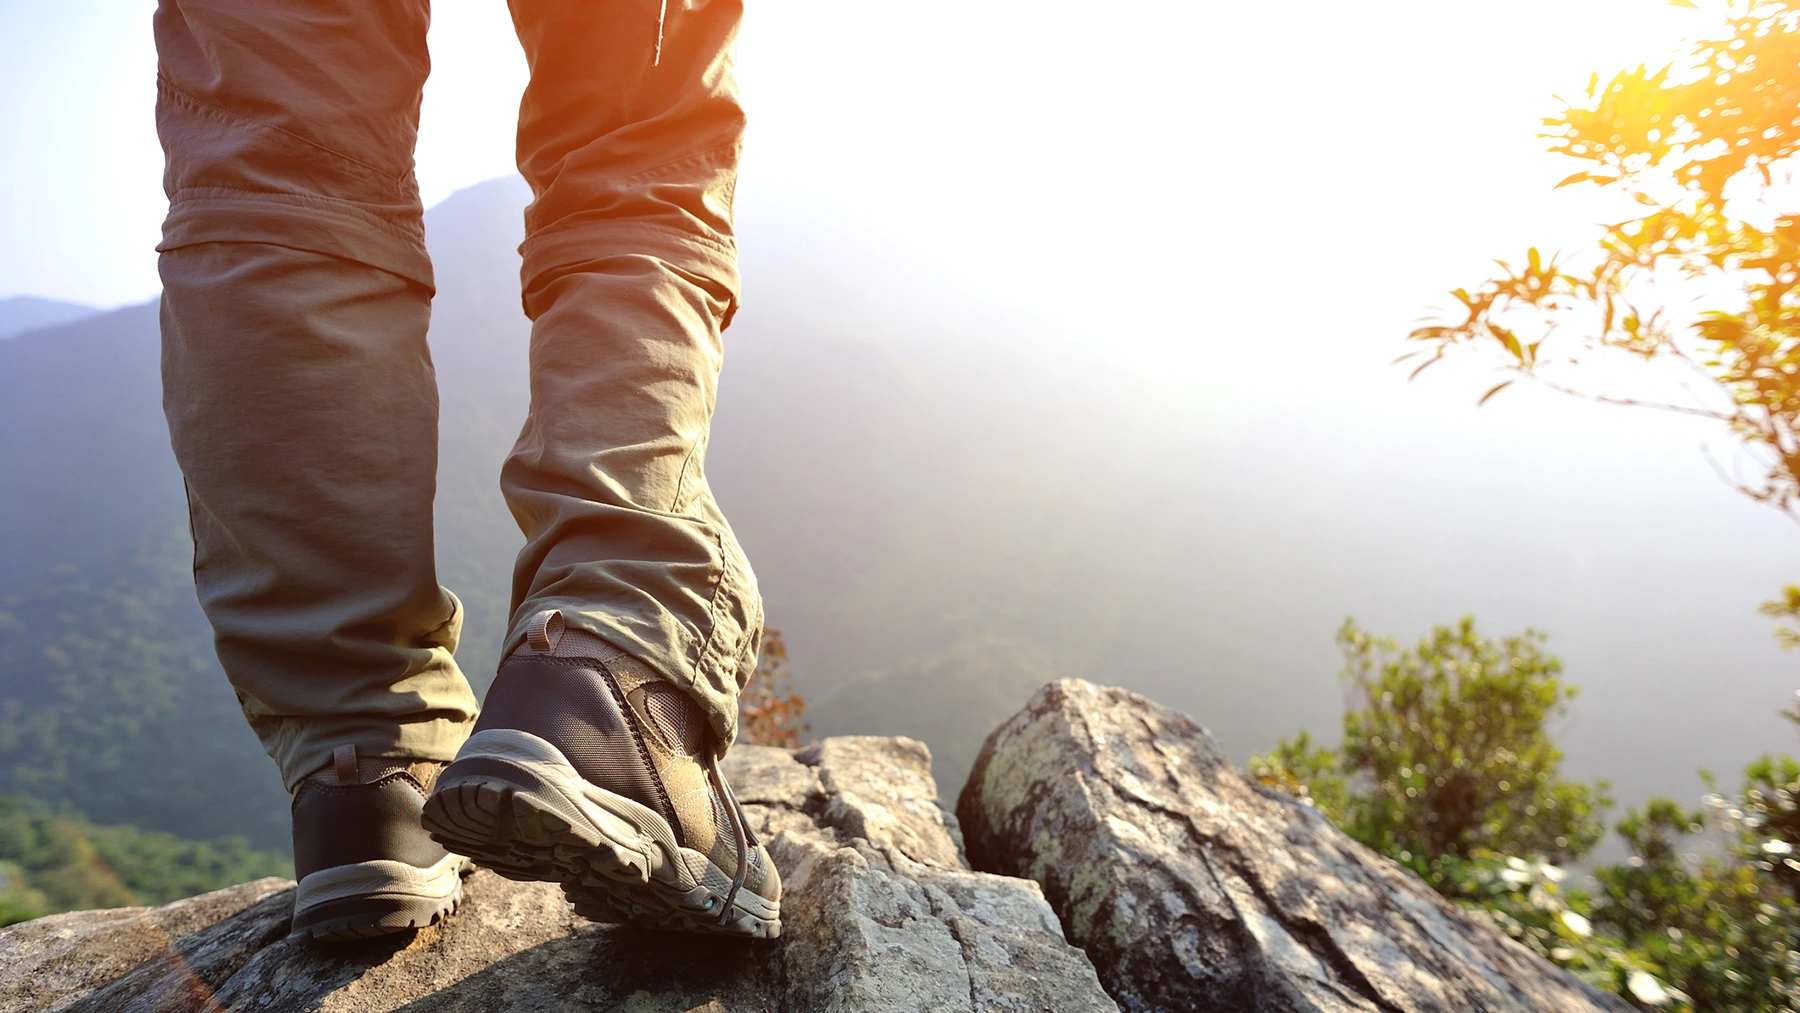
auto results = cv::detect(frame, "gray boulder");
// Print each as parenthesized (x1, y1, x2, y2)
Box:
(0, 736, 1116, 1013)
(956, 679, 1635, 1013)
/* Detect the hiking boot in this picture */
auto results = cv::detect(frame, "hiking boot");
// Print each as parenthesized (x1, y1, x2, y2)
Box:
(421, 609, 781, 938)
(289, 746, 471, 942)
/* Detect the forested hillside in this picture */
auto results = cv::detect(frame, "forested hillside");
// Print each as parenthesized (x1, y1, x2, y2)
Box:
(0, 794, 287, 926)
(0, 297, 97, 340)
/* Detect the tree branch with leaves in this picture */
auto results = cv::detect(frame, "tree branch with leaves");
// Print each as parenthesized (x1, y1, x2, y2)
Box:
(1405, 0, 1800, 644)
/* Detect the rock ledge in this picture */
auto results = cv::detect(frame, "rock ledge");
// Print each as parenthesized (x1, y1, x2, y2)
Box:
(0, 736, 1115, 1013)
(957, 679, 1633, 1013)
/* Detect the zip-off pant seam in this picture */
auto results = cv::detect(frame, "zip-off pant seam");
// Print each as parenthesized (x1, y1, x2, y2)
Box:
(162, 188, 429, 251)
(157, 75, 416, 197)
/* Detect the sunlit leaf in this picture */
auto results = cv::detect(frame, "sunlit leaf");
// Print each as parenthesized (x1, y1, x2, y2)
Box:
(1493, 325, 1526, 362)
(1478, 381, 1515, 406)
(1554, 171, 1608, 189)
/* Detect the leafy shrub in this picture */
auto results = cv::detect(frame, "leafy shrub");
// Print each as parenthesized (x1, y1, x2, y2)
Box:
(1254, 617, 1800, 1011)
(1252, 617, 1611, 888)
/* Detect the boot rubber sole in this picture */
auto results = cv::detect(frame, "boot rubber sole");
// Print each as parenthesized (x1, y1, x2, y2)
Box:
(420, 728, 780, 939)
(290, 852, 470, 942)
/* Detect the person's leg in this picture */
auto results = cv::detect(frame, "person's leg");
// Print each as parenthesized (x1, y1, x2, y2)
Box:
(154, 0, 477, 939)
(501, 0, 762, 745)
(421, 0, 781, 937)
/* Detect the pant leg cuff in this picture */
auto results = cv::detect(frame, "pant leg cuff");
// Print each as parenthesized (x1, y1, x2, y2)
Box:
(270, 714, 475, 792)
(161, 189, 434, 291)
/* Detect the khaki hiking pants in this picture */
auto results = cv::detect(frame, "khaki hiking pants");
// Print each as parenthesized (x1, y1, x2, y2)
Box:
(154, 0, 762, 790)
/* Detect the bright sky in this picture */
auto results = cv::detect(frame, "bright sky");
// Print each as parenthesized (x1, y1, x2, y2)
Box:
(3, 0, 1691, 316)
(0, 0, 1731, 458)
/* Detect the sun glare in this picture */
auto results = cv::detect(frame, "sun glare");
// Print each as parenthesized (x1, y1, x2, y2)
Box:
(0, 0, 1705, 311)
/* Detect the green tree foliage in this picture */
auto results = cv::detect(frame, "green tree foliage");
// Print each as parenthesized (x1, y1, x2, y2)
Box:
(0, 529, 290, 850)
(1444, 769, 1800, 1011)
(1256, 618, 1800, 1010)
(0, 795, 290, 927)
(1589, 787, 1800, 1010)
(1252, 617, 1611, 887)
(1404, 0, 1800, 640)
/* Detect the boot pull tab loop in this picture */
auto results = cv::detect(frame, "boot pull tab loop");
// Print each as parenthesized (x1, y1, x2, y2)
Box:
(526, 609, 565, 652)
(333, 743, 359, 785)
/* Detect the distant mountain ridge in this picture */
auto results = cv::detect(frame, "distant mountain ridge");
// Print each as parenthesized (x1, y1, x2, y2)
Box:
(0, 297, 101, 340)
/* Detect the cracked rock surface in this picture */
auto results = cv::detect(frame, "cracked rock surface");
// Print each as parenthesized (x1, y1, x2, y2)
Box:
(0, 736, 1114, 1013)
(956, 679, 1636, 1013)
